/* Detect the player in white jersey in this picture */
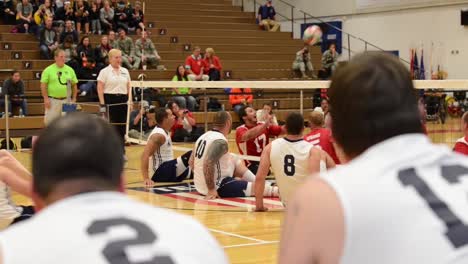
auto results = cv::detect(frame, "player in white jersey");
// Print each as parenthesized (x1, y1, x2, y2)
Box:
(0, 150, 34, 229)
(279, 52, 468, 264)
(141, 107, 191, 187)
(255, 112, 335, 211)
(191, 111, 279, 199)
(0, 113, 227, 264)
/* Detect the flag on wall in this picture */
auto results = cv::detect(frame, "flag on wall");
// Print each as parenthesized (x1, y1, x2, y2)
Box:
(412, 49, 419, 80)
(419, 49, 425, 80)
(410, 49, 415, 79)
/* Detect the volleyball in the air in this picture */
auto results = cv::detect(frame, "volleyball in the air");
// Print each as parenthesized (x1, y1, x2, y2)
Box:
(303, 25, 322, 46)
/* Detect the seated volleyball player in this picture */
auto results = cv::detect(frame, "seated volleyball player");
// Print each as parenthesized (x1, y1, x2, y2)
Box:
(304, 111, 340, 164)
(255, 112, 335, 211)
(192, 111, 279, 199)
(0, 113, 228, 264)
(141, 107, 192, 187)
(0, 150, 34, 229)
(236, 105, 284, 174)
(280, 52, 468, 264)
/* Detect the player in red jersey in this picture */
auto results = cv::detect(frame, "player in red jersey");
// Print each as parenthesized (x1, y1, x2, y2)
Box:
(304, 111, 340, 164)
(236, 105, 284, 173)
(454, 112, 468, 155)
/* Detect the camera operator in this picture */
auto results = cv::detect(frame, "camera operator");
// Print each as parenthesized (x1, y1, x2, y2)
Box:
(128, 101, 156, 140)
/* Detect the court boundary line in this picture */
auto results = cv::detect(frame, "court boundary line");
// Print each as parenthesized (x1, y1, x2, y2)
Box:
(209, 228, 266, 243)
(224, 241, 279, 249)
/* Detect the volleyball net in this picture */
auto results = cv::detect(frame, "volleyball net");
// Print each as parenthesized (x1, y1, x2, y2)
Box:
(1, 80, 467, 152)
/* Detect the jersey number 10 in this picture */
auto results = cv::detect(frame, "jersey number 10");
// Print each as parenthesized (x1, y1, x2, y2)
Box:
(399, 165, 468, 248)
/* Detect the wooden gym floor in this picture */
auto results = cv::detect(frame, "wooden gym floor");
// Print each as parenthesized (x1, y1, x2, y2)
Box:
(9, 117, 463, 264)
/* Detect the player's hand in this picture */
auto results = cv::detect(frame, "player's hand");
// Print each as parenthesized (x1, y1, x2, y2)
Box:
(44, 98, 51, 109)
(255, 206, 269, 212)
(144, 178, 154, 187)
(205, 189, 219, 200)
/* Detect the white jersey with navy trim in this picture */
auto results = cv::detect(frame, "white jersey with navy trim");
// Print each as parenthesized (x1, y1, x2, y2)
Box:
(270, 138, 315, 206)
(0, 192, 228, 264)
(322, 134, 468, 264)
(149, 126, 174, 171)
(193, 130, 238, 195)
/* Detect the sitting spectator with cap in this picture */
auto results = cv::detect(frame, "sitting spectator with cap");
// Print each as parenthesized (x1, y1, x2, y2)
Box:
(185, 46, 209, 81)
(127, 100, 156, 140)
(114, 27, 138, 69)
(135, 31, 161, 70)
(229, 87, 253, 115)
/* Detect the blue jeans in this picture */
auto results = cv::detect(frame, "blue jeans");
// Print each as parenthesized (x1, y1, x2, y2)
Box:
(173, 95, 197, 111)
(80, 82, 97, 95)
(3, 99, 28, 115)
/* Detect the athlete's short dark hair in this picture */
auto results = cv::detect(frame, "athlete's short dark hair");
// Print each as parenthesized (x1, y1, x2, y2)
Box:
(33, 113, 124, 198)
(155, 107, 170, 125)
(285, 112, 304, 135)
(328, 52, 422, 158)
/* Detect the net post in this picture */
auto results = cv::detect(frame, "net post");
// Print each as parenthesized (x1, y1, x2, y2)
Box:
(204, 89, 208, 131)
(4, 94, 9, 150)
(300, 89, 303, 114)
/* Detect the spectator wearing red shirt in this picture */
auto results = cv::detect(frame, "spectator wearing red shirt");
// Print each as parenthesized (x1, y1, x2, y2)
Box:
(236, 105, 284, 174)
(185, 46, 209, 81)
(304, 111, 340, 164)
(454, 112, 468, 155)
(229, 87, 253, 114)
(168, 101, 203, 142)
(204, 47, 222, 81)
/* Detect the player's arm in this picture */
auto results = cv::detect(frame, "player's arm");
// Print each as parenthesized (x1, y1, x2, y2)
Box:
(308, 147, 323, 174)
(140, 133, 166, 187)
(203, 139, 228, 199)
(0, 152, 31, 197)
(188, 150, 195, 170)
(255, 143, 271, 212)
(279, 178, 345, 264)
(239, 122, 269, 142)
(97, 80, 105, 105)
(323, 151, 336, 169)
(40, 82, 50, 109)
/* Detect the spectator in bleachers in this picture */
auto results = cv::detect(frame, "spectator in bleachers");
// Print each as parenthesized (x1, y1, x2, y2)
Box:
(3, 0, 16, 25)
(129, 0, 144, 35)
(59, 35, 78, 67)
(107, 29, 116, 47)
(2, 71, 27, 116)
(113, 0, 130, 32)
(76, 57, 99, 97)
(292, 46, 314, 79)
(73, 0, 90, 34)
(34, 0, 54, 26)
(229, 87, 253, 114)
(185, 46, 209, 81)
(59, 19, 79, 43)
(95, 0, 104, 10)
(168, 100, 203, 142)
(76, 36, 94, 66)
(172, 65, 197, 112)
(110, 0, 118, 8)
(99, 0, 114, 34)
(94, 35, 111, 68)
(135, 31, 161, 70)
(128, 101, 156, 140)
(257, 0, 279, 32)
(322, 43, 338, 78)
(256, 102, 278, 125)
(89, 0, 101, 34)
(54, 0, 74, 29)
(114, 27, 137, 69)
(16, 0, 34, 33)
(39, 17, 59, 59)
(204, 48, 222, 81)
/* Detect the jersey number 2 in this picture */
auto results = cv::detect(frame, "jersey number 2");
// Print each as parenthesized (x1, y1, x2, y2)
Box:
(284, 155, 295, 176)
(399, 165, 468, 248)
(87, 217, 175, 264)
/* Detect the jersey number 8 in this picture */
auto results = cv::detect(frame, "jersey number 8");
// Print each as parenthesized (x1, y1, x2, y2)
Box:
(284, 155, 295, 176)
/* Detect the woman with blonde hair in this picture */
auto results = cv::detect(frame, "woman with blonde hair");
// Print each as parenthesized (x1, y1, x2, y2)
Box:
(203, 47, 223, 81)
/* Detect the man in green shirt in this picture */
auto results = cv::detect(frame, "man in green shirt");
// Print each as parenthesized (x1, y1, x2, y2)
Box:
(40, 49, 78, 125)
(114, 28, 137, 69)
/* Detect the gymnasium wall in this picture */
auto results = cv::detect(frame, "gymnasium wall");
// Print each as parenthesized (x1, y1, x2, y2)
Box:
(235, 0, 468, 78)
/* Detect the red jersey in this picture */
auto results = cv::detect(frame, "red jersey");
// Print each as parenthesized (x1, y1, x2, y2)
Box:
(304, 128, 340, 164)
(185, 55, 206, 75)
(236, 123, 282, 164)
(454, 136, 468, 155)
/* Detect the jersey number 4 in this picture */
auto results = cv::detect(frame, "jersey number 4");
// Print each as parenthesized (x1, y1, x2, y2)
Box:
(87, 217, 175, 264)
(399, 165, 468, 248)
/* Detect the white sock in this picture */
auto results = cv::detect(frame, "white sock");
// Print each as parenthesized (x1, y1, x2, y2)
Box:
(263, 183, 280, 197)
(242, 170, 256, 182)
(175, 157, 188, 176)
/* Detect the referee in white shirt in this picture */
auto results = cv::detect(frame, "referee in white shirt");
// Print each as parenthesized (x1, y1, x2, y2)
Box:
(97, 49, 132, 147)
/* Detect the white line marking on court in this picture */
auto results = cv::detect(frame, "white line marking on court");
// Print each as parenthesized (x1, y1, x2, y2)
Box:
(241, 197, 284, 206)
(209, 228, 266, 243)
(173, 193, 255, 209)
(223, 241, 279, 249)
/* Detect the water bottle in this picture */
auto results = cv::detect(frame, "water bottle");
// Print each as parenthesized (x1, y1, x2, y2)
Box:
(19, 108, 23, 117)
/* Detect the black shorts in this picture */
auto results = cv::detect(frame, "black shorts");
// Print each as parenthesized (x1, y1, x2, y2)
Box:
(11, 205, 35, 225)
(217, 177, 248, 198)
